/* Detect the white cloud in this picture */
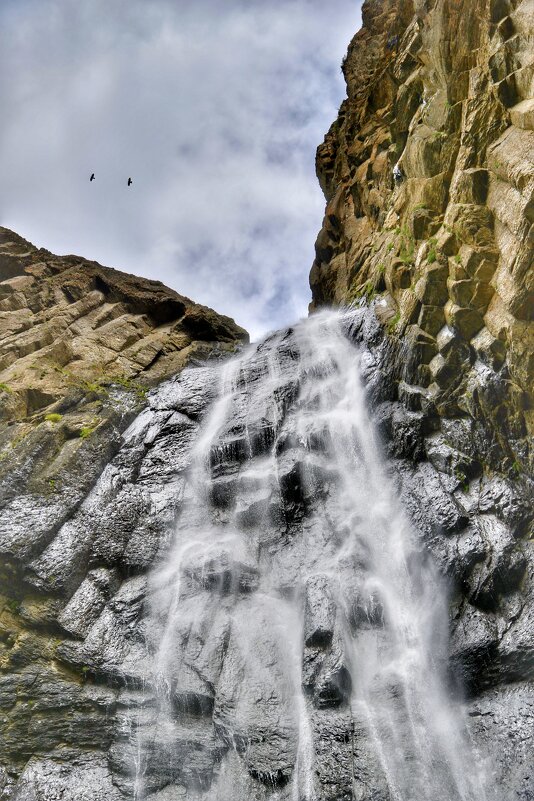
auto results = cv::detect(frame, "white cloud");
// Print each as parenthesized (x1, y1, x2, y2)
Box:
(0, 0, 360, 339)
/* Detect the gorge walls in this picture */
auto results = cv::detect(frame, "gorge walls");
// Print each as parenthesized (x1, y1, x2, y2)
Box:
(0, 0, 532, 798)
(310, 0, 534, 475)
(0, 229, 247, 799)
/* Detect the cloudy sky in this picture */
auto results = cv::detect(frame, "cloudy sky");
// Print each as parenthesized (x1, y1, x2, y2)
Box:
(0, 0, 360, 339)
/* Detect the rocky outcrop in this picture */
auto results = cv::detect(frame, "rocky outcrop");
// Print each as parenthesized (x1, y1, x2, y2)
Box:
(310, 0, 533, 475)
(309, 0, 533, 797)
(0, 227, 247, 412)
(0, 228, 247, 797)
(0, 0, 532, 797)
(0, 226, 246, 577)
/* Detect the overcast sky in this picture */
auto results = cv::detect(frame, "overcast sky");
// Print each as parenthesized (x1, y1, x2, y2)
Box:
(0, 0, 360, 339)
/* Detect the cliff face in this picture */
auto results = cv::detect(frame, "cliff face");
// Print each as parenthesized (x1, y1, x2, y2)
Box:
(0, 1, 533, 797)
(0, 228, 247, 798)
(310, 0, 533, 474)
(0, 227, 247, 411)
(307, 0, 533, 796)
(0, 226, 247, 567)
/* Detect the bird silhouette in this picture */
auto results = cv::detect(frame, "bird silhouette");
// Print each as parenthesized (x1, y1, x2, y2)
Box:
(127, 177, 132, 186)
(90, 173, 95, 181)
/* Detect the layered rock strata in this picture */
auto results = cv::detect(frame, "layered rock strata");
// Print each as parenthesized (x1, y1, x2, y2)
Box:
(0, 226, 246, 582)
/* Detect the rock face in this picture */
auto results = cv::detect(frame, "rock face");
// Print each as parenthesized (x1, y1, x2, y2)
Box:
(0, 226, 247, 582)
(0, 229, 247, 798)
(310, 0, 533, 475)
(0, 307, 531, 801)
(307, 0, 534, 797)
(0, 227, 247, 411)
(0, 0, 533, 798)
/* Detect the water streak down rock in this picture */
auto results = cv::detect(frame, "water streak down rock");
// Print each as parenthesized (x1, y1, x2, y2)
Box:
(1, 304, 531, 799)
(131, 310, 492, 801)
(0, 0, 532, 797)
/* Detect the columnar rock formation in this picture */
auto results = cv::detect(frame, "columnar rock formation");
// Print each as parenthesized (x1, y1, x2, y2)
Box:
(311, 0, 533, 474)
(0, 0, 532, 798)
(308, 0, 534, 797)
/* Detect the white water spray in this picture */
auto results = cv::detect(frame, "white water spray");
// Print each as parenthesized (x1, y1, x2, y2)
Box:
(141, 309, 488, 801)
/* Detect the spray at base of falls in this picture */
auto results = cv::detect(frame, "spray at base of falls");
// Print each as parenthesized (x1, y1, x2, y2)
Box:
(136, 309, 490, 801)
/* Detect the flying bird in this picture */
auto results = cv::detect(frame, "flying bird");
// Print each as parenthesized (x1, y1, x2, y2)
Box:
(90, 173, 95, 181)
(127, 177, 132, 186)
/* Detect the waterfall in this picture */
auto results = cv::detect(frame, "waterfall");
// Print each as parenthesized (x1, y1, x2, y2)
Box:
(136, 309, 489, 801)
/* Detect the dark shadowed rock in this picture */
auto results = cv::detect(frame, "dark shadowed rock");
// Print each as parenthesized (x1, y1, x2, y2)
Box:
(0, 0, 533, 794)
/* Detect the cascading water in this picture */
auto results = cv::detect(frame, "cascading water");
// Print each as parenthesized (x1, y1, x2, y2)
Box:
(135, 309, 489, 801)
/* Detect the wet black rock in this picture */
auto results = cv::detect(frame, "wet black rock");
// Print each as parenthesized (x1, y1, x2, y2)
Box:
(0, 309, 532, 801)
(304, 575, 336, 647)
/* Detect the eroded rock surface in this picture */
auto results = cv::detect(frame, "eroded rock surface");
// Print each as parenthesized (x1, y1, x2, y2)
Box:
(0, 309, 531, 801)
(0, 0, 532, 797)
(0, 230, 247, 798)
(310, 0, 533, 474)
